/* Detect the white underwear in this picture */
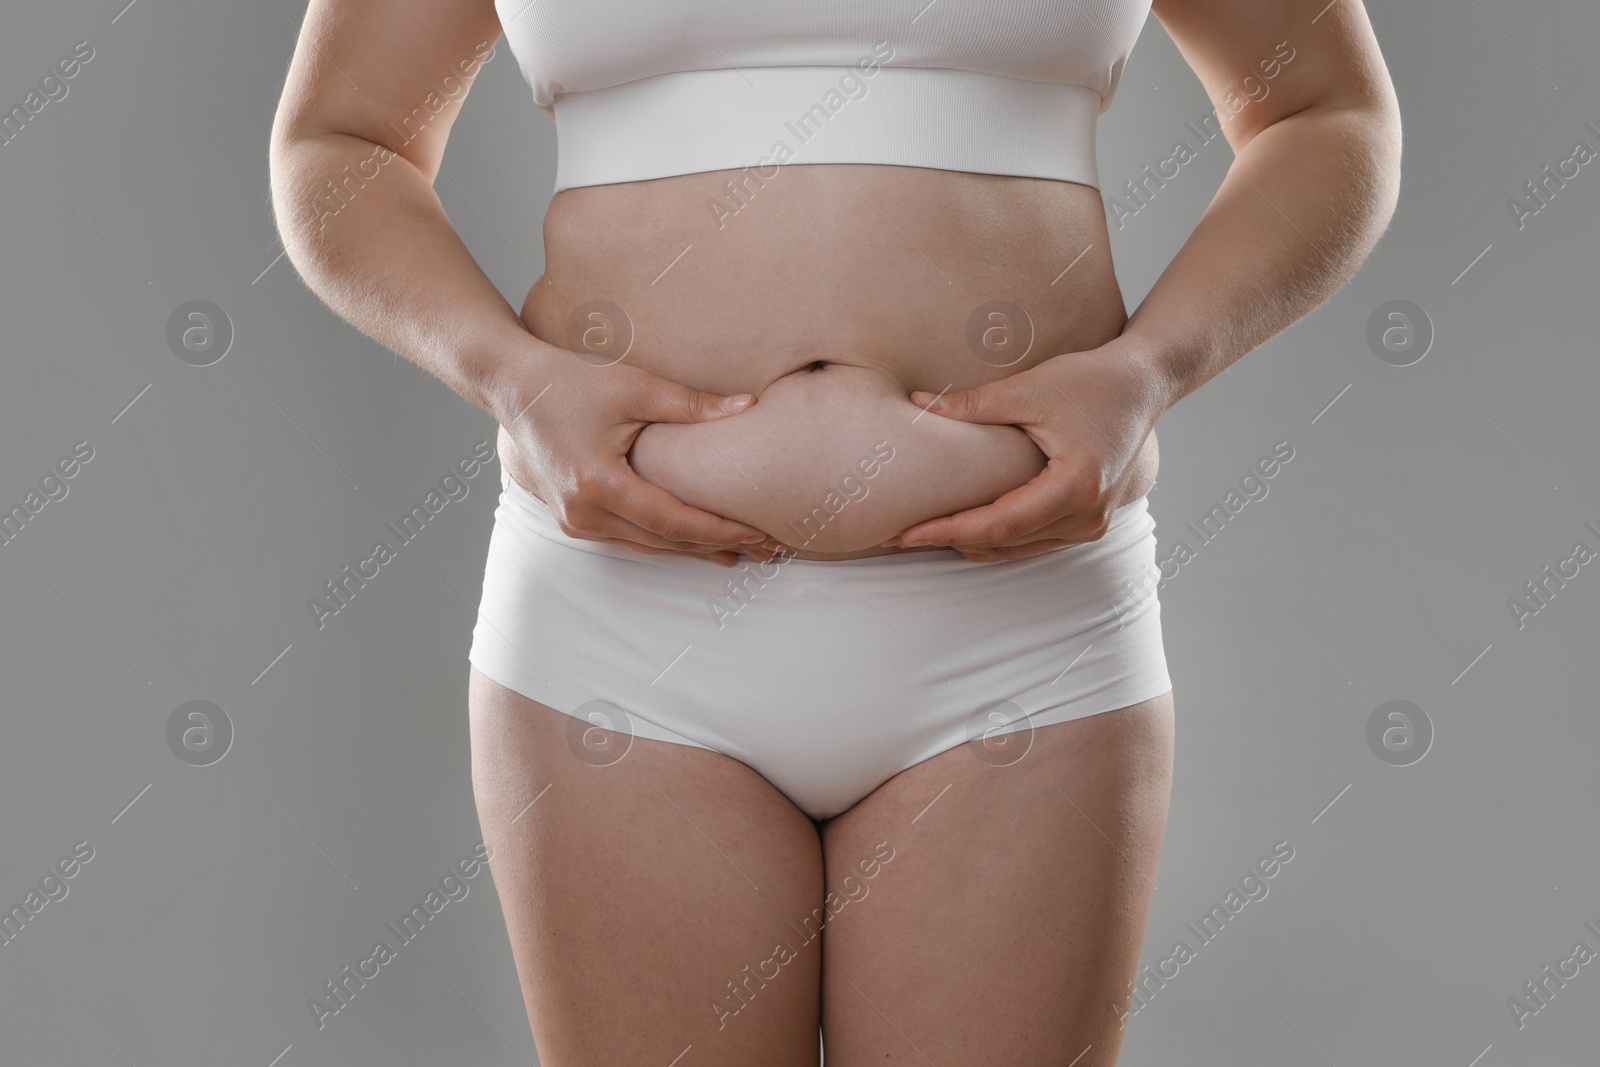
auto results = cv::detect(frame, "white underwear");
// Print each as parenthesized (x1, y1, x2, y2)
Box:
(469, 468, 1172, 820)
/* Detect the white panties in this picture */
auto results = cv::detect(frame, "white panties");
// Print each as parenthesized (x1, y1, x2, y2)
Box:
(469, 467, 1172, 819)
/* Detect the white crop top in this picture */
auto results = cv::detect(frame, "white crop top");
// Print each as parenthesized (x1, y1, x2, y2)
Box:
(493, 0, 1153, 193)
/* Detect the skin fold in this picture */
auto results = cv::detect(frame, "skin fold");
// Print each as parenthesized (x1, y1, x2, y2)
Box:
(519, 164, 1146, 558)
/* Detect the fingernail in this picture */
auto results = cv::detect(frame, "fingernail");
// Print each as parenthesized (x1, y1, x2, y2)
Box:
(721, 393, 755, 412)
(901, 538, 930, 548)
(741, 533, 766, 544)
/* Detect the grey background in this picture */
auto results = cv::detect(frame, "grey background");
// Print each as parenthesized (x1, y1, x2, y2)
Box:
(1, 1, 1596, 1064)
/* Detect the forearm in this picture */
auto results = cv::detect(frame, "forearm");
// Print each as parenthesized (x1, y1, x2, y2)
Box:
(1121, 102, 1402, 410)
(267, 131, 548, 424)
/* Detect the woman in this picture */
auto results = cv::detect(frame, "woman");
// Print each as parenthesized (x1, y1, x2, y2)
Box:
(270, 0, 1399, 1062)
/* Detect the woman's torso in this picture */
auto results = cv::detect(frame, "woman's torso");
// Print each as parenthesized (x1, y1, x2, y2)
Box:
(513, 163, 1157, 560)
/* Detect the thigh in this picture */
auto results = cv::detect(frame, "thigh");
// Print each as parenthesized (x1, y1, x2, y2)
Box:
(818, 692, 1176, 1066)
(468, 667, 825, 1066)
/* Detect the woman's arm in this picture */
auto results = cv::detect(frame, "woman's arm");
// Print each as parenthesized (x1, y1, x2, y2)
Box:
(1121, 0, 1403, 408)
(888, 0, 1402, 559)
(268, 0, 779, 565)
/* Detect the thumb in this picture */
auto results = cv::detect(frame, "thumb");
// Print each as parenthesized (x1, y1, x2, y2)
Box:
(909, 377, 1027, 426)
(636, 376, 756, 424)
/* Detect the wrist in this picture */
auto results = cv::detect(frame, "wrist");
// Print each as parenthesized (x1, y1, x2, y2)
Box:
(1105, 327, 1206, 416)
(457, 319, 576, 426)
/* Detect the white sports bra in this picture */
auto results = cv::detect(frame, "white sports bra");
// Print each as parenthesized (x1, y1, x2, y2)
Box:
(493, 0, 1153, 194)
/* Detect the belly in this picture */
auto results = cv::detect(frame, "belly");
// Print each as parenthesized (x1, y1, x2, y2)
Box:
(518, 164, 1156, 559)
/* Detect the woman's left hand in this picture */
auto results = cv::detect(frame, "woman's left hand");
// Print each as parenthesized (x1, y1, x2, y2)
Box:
(881, 337, 1172, 562)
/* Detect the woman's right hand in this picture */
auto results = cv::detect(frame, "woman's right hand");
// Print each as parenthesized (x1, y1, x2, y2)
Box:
(267, 0, 778, 568)
(494, 351, 785, 567)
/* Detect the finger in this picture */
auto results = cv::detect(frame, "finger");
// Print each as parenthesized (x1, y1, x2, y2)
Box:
(581, 524, 786, 565)
(890, 472, 1067, 548)
(554, 483, 751, 553)
(633, 374, 756, 425)
(953, 539, 1075, 563)
(547, 459, 769, 552)
(579, 530, 743, 567)
(643, 544, 743, 566)
(981, 480, 1131, 551)
(557, 502, 718, 553)
(948, 503, 1119, 552)
(606, 474, 775, 551)
(573, 508, 757, 558)
(908, 375, 1036, 428)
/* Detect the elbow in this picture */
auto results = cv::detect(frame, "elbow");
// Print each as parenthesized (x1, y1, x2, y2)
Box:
(267, 97, 308, 201)
(266, 115, 310, 240)
(266, 141, 312, 266)
(266, 95, 339, 250)
(1310, 101, 1402, 271)
(1358, 100, 1404, 235)
(1339, 73, 1404, 221)
(266, 124, 343, 268)
(1307, 96, 1403, 241)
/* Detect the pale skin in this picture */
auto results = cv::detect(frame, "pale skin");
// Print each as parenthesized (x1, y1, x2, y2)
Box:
(271, 0, 1400, 1061)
